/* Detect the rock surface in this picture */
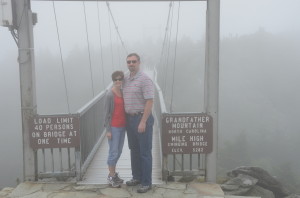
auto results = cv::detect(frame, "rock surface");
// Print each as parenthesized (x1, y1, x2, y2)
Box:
(222, 166, 294, 198)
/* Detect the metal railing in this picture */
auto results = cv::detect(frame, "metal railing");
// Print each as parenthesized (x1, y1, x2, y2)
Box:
(37, 145, 76, 180)
(153, 68, 206, 181)
(75, 86, 111, 180)
(36, 85, 111, 181)
(36, 68, 206, 181)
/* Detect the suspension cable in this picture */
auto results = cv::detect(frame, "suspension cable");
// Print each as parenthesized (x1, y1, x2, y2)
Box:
(106, 1, 128, 55)
(83, 1, 95, 97)
(158, 1, 173, 87)
(52, 1, 70, 113)
(107, 4, 115, 71)
(163, 1, 175, 94)
(116, 32, 121, 69)
(170, 1, 181, 113)
(158, 2, 173, 67)
(96, 1, 106, 89)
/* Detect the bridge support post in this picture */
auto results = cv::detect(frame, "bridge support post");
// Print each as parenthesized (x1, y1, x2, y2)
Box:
(204, 0, 220, 183)
(15, 0, 38, 181)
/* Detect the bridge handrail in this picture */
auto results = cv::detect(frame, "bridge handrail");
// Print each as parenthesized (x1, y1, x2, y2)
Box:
(154, 67, 167, 114)
(154, 82, 168, 114)
(75, 83, 112, 180)
(153, 66, 206, 180)
(76, 83, 112, 115)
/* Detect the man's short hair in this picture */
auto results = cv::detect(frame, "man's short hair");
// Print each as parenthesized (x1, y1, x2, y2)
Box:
(127, 53, 140, 61)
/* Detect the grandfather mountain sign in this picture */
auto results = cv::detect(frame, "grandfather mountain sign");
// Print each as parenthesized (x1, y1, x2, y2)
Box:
(162, 113, 213, 154)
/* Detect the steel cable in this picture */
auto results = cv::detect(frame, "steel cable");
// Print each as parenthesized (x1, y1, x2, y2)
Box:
(52, 1, 71, 113)
(83, 1, 95, 97)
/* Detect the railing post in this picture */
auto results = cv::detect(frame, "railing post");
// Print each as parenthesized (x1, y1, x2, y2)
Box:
(75, 147, 81, 181)
(15, 0, 38, 181)
(204, 0, 220, 183)
(162, 155, 168, 181)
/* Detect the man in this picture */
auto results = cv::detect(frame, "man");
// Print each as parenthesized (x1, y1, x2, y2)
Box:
(122, 53, 154, 193)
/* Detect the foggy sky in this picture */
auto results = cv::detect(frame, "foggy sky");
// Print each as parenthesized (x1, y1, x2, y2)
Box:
(1, 0, 300, 57)
(1, 0, 300, 189)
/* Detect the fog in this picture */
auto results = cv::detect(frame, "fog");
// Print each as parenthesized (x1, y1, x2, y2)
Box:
(1, 0, 300, 192)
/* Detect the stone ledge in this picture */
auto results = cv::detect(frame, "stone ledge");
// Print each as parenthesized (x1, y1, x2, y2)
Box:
(1, 182, 261, 198)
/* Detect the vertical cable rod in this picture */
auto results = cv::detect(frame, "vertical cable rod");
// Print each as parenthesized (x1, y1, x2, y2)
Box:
(52, 1, 71, 113)
(96, 1, 106, 89)
(83, 1, 95, 97)
(170, 1, 181, 113)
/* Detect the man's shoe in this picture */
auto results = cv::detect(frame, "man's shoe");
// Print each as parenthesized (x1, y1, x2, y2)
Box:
(114, 173, 124, 184)
(126, 178, 140, 186)
(107, 175, 121, 188)
(137, 185, 152, 193)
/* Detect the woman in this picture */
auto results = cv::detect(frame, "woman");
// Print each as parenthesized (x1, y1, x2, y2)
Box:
(104, 71, 126, 188)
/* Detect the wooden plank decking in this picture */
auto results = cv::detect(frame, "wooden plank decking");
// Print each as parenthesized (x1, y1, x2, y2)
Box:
(78, 125, 163, 185)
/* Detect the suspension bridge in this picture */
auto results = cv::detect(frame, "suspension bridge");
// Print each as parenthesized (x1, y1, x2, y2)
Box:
(0, 0, 220, 185)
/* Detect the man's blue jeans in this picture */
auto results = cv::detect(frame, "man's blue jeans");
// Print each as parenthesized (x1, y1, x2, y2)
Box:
(107, 127, 126, 166)
(126, 113, 154, 186)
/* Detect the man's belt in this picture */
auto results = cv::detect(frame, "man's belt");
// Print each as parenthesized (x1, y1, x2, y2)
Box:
(126, 112, 143, 116)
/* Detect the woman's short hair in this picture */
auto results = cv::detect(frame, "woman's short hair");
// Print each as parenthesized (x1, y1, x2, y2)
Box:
(111, 70, 124, 81)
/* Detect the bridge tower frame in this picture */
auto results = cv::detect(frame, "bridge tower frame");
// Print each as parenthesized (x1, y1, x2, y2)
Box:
(4, 0, 220, 182)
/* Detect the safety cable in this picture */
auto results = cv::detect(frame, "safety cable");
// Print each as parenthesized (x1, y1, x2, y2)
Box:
(170, 1, 181, 113)
(96, 1, 106, 89)
(52, 1, 71, 113)
(83, 1, 95, 97)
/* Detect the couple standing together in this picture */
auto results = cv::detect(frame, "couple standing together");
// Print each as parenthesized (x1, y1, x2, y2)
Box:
(104, 53, 154, 193)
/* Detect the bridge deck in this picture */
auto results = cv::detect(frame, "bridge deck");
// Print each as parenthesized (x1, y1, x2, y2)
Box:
(78, 125, 163, 185)
(78, 69, 162, 185)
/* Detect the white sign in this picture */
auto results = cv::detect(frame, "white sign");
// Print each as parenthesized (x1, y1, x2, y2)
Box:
(0, 0, 13, 27)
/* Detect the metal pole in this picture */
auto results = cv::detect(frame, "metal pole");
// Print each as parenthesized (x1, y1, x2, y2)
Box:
(204, 0, 220, 183)
(15, 0, 37, 181)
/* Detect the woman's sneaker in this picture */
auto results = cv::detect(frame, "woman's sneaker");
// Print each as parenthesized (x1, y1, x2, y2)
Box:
(107, 175, 121, 188)
(114, 173, 124, 184)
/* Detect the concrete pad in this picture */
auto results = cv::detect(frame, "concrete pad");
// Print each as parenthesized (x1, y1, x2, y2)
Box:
(188, 183, 224, 197)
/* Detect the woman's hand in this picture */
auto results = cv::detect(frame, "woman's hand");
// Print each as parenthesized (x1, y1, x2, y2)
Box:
(106, 132, 112, 139)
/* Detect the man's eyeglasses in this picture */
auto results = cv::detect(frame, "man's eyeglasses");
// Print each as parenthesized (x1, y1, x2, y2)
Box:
(127, 60, 137, 64)
(113, 78, 123, 82)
